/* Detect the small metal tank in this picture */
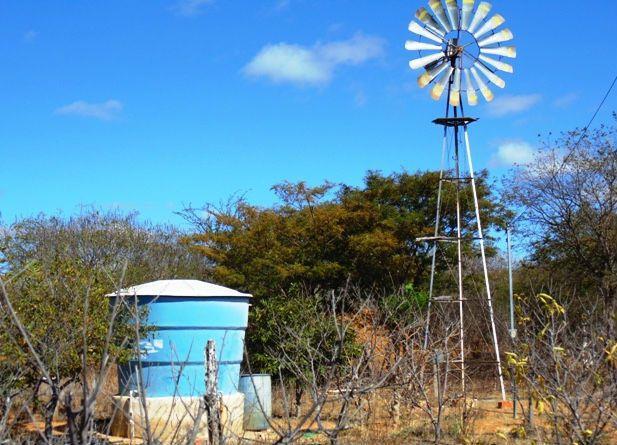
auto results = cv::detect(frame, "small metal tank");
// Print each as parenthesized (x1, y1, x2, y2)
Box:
(109, 279, 251, 397)
(239, 374, 272, 431)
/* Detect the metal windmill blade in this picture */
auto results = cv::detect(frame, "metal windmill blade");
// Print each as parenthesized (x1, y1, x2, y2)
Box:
(405, 0, 516, 105)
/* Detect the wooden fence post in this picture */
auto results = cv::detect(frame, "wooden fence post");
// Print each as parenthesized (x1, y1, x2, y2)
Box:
(205, 340, 222, 445)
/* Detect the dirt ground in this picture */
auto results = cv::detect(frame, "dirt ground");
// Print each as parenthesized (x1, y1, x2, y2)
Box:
(11, 363, 616, 444)
(15, 391, 617, 445)
(244, 393, 533, 445)
(241, 385, 617, 445)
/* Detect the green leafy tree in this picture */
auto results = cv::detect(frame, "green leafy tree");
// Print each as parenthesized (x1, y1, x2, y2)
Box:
(0, 210, 209, 437)
(181, 169, 507, 299)
(181, 169, 508, 374)
(339, 169, 508, 289)
(246, 288, 361, 417)
(381, 283, 429, 328)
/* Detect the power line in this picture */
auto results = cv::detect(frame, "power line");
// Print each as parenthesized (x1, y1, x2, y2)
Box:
(583, 74, 617, 133)
(509, 73, 617, 226)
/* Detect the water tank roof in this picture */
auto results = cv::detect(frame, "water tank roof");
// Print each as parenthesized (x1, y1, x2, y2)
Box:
(107, 279, 252, 298)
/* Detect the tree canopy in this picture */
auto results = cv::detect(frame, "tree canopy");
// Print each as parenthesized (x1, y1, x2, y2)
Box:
(179, 169, 509, 374)
(0, 210, 209, 389)
(181, 169, 508, 300)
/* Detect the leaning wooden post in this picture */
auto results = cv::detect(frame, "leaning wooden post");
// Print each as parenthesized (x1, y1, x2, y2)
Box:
(205, 340, 221, 445)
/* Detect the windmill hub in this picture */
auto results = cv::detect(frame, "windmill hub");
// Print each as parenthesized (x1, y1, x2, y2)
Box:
(446, 41, 461, 58)
(445, 31, 480, 69)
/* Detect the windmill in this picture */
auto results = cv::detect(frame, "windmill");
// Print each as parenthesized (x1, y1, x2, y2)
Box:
(405, 0, 516, 401)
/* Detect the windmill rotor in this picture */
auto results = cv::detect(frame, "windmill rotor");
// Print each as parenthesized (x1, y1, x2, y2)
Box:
(405, 0, 515, 107)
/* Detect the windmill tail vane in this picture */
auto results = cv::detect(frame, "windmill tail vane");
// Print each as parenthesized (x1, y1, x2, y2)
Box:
(406, 1, 515, 401)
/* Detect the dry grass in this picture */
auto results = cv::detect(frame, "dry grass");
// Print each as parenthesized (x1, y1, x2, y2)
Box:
(13, 390, 617, 444)
(253, 388, 617, 445)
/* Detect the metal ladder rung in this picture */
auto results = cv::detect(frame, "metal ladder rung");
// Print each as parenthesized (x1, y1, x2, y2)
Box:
(431, 297, 491, 303)
(432, 296, 468, 303)
(416, 236, 483, 243)
(441, 177, 473, 183)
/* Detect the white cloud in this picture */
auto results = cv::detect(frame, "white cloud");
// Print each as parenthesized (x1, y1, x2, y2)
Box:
(243, 33, 385, 86)
(24, 30, 38, 42)
(553, 92, 578, 108)
(274, 0, 291, 10)
(174, 0, 214, 16)
(327, 23, 345, 34)
(244, 44, 329, 85)
(318, 35, 384, 65)
(491, 141, 536, 167)
(54, 100, 123, 121)
(486, 94, 541, 117)
(354, 90, 367, 107)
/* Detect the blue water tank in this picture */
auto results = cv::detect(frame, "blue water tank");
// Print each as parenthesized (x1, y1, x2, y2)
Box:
(109, 280, 251, 397)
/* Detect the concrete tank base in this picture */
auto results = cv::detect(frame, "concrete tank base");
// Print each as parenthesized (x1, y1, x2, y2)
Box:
(110, 393, 245, 444)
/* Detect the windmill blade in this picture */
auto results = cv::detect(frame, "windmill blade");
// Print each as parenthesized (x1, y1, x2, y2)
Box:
(480, 45, 517, 58)
(478, 28, 514, 47)
(474, 61, 506, 88)
(463, 68, 478, 106)
(471, 66, 494, 102)
(418, 59, 450, 88)
(479, 54, 513, 73)
(405, 40, 443, 52)
(461, 0, 475, 30)
(450, 68, 462, 107)
(431, 66, 454, 101)
(410, 52, 446, 70)
(409, 21, 444, 43)
(473, 14, 505, 39)
(446, 0, 460, 30)
(416, 7, 447, 36)
(467, 1, 492, 34)
(429, 0, 453, 32)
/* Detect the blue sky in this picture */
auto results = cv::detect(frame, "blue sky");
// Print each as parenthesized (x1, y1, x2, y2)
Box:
(1, 0, 616, 226)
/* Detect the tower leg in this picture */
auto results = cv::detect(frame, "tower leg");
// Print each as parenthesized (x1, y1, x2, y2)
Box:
(423, 130, 449, 350)
(463, 127, 507, 401)
(453, 110, 466, 395)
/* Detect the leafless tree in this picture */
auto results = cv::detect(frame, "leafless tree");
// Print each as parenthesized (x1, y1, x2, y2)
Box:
(503, 118, 617, 312)
(235, 285, 465, 445)
(512, 291, 617, 445)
